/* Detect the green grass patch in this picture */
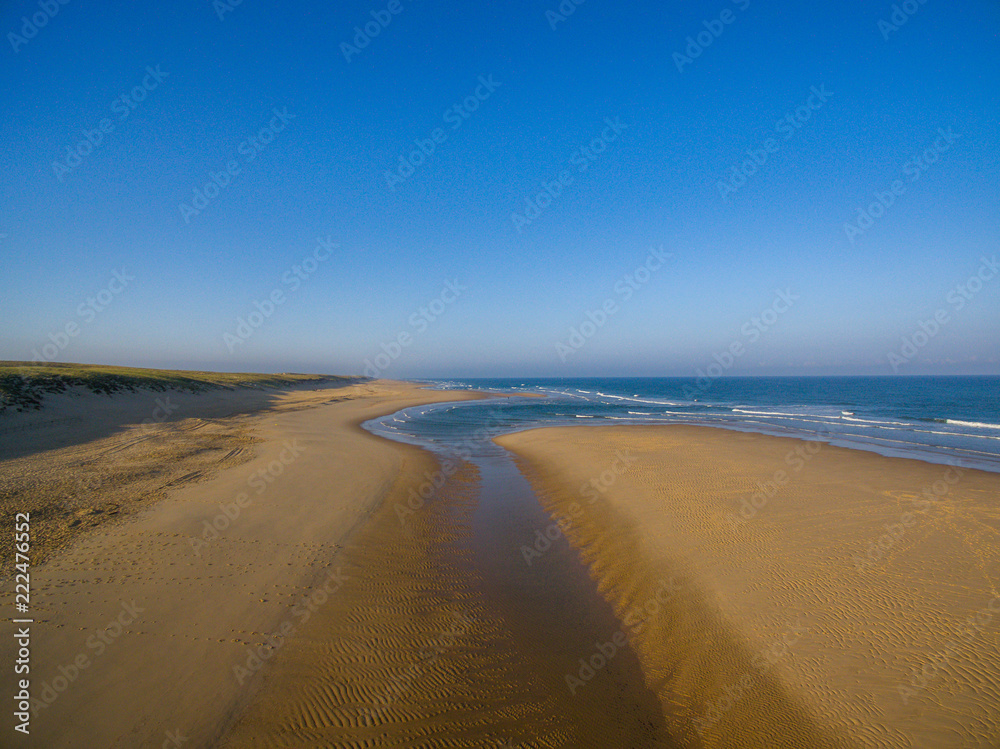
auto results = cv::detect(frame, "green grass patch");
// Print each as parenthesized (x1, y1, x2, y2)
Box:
(0, 361, 359, 413)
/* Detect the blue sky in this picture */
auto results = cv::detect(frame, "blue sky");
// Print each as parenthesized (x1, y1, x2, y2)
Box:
(1, 0, 998, 377)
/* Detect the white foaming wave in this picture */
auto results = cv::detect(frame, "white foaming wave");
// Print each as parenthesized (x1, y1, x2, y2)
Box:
(947, 419, 1000, 430)
(730, 409, 1000, 437)
(841, 415, 914, 427)
(822, 420, 1000, 442)
(629, 397, 688, 406)
(730, 409, 918, 430)
(660, 411, 719, 417)
(925, 429, 1000, 440)
(732, 408, 805, 417)
(592, 392, 688, 407)
(732, 408, 843, 420)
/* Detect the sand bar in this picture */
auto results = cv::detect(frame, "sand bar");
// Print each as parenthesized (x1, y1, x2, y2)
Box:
(497, 424, 1000, 748)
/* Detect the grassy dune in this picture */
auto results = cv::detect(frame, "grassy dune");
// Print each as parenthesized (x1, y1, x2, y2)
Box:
(0, 361, 358, 413)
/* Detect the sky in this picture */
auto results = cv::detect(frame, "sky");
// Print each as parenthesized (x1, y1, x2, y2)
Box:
(1, 0, 998, 378)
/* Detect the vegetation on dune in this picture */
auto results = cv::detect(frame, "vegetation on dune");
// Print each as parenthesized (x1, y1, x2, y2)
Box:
(0, 362, 358, 413)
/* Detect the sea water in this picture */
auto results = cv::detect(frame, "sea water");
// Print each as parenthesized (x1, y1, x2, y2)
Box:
(365, 376, 1000, 473)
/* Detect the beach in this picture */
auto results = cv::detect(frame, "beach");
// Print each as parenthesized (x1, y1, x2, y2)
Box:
(0, 379, 492, 746)
(498, 425, 1000, 748)
(3, 381, 1000, 747)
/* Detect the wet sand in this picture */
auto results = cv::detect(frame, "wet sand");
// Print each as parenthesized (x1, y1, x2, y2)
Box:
(220, 420, 674, 747)
(498, 424, 1000, 748)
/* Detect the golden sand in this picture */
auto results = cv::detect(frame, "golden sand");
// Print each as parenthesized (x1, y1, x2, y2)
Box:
(219, 454, 672, 747)
(497, 425, 1000, 748)
(6, 387, 999, 748)
(0, 381, 487, 745)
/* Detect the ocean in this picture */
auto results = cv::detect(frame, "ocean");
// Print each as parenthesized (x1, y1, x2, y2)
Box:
(365, 376, 1000, 473)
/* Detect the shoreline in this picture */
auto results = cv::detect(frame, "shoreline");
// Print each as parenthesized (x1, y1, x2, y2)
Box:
(417, 377, 1000, 476)
(5, 383, 999, 746)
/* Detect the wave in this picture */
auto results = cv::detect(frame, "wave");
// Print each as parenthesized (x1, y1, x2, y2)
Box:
(732, 408, 830, 418)
(947, 419, 1000, 430)
(593, 392, 689, 407)
(840, 415, 914, 427)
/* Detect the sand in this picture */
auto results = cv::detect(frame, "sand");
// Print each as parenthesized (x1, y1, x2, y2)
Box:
(220, 423, 673, 747)
(497, 425, 1000, 748)
(6, 386, 999, 748)
(3, 380, 671, 748)
(0, 380, 488, 746)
